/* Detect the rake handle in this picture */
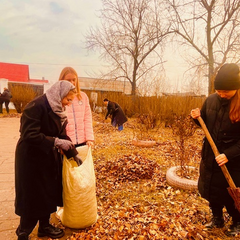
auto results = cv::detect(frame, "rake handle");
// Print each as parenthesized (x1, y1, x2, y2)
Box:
(197, 116, 236, 188)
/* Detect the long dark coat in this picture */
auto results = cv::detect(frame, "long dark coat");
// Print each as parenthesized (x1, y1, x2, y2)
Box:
(15, 94, 77, 218)
(105, 101, 127, 126)
(197, 93, 240, 203)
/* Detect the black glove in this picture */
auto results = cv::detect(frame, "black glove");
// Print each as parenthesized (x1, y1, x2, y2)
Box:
(73, 155, 83, 166)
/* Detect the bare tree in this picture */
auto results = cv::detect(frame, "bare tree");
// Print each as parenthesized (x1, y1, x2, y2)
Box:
(86, 0, 171, 95)
(166, 0, 240, 94)
(137, 72, 168, 96)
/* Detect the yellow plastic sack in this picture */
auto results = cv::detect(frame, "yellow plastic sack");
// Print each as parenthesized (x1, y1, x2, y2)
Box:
(60, 145, 97, 229)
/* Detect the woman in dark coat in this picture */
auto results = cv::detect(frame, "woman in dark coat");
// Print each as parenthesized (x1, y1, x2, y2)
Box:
(15, 81, 80, 240)
(103, 98, 127, 131)
(191, 63, 240, 236)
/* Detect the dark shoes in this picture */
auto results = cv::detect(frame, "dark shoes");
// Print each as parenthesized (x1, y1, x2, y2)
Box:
(38, 224, 64, 239)
(16, 227, 29, 240)
(227, 222, 240, 236)
(17, 235, 29, 240)
(204, 216, 224, 229)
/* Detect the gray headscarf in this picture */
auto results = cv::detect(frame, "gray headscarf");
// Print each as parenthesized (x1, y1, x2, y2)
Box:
(46, 80, 75, 124)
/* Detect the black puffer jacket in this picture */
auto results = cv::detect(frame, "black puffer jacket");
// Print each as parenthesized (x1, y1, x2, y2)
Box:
(197, 93, 240, 202)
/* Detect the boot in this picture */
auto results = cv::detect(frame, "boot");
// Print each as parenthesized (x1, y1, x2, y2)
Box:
(204, 216, 224, 229)
(227, 222, 240, 236)
(18, 234, 29, 240)
(38, 224, 64, 239)
(16, 226, 29, 240)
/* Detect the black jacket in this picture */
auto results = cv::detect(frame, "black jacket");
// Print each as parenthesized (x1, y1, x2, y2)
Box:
(1, 89, 12, 101)
(15, 94, 77, 218)
(105, 101, 127, 126)
(0, 89, 11, 103)
(197, 93, 240, 202)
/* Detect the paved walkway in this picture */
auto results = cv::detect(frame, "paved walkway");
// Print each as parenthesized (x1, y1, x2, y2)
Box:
(0, 118, 20, 240)
(0, 117, 74, 240)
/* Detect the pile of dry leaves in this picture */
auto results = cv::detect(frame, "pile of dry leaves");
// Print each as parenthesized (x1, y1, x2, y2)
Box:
(64, 116, 237, 240)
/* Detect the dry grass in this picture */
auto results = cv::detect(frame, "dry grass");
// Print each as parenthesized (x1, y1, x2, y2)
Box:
(3, 109, 238, 239)
(0, 108, 21, 118)
(65, 113, 238, 239)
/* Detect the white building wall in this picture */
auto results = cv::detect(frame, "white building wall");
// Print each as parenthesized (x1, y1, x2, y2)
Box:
(0, 78, 8, 93)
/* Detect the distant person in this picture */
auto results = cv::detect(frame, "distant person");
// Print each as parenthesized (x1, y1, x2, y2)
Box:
(58, 67, 94, 147)
(103, 98, 127, 131)
(0, 91, 3, 114)
(191, 63, 240, 236)
(15, 81, 82, 240)
(0, 87, 11, 113)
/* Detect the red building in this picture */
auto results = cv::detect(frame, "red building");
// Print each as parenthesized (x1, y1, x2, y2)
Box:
(0, 62, 48, 95)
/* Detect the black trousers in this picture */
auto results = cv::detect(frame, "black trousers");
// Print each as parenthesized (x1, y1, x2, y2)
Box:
(0, 100, 10, 113)
(0, 102, 3, 113)
(210, 200, 240, 223)
(4, 100, 10, 113)
(75, 142, 86, 147)
(17, 215, 50, 236)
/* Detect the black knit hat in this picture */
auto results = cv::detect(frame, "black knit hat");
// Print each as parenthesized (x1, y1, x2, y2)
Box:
(214, 63, 240, 90)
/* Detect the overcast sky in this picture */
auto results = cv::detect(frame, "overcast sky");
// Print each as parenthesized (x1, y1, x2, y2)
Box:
(0, 0, 106, 81)
(0, 0, 189, 91)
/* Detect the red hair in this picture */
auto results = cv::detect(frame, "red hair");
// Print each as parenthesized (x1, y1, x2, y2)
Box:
(230, 89, 240, 122)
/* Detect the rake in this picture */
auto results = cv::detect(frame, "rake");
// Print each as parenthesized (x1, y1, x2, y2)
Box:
(198, 116, 240, 213)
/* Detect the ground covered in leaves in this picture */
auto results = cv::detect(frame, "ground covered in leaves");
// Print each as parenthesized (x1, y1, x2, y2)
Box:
(65, 114, 239, 240)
